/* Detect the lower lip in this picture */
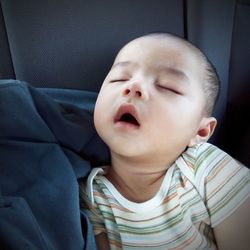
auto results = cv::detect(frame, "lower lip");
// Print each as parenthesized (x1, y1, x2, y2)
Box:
(114, 121, 140, 130)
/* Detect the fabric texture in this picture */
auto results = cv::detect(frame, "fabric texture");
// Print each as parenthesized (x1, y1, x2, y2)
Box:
(0, 80, 110, 249)
(81, 143, 250, 250)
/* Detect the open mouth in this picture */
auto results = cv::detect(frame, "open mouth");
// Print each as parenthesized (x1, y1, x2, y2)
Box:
(119, 113, 140, 126)
(114, 105, 140, 127)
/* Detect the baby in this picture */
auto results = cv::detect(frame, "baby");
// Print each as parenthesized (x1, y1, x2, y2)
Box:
(80, 33, 250, 250)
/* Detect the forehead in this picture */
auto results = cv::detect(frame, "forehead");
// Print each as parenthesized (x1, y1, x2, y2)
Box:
(114, 37, 199, 70)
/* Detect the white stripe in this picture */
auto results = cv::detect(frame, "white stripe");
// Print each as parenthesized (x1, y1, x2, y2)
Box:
(87, 167, 104, 204)
(97, 164, 175, 213)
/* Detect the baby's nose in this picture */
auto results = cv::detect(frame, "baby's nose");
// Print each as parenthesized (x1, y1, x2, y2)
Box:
(123, 82, 148, 100)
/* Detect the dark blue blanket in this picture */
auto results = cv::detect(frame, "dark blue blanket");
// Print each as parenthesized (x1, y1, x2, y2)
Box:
(0, 80, 110, 249)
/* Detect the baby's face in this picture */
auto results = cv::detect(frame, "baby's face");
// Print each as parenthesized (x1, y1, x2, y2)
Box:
(94, 36, 206, 165)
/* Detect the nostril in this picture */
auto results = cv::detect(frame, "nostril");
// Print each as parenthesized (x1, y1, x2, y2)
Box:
(136, 91, 142, 97)
(124, 89, 130, 95)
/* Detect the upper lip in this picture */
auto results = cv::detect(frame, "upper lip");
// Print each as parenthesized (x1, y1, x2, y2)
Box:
(114, 104, 140, 126)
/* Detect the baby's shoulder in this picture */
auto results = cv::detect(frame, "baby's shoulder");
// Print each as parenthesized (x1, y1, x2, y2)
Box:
(177, 142, 249, 191)
(181, 142, 241, 173)
(183, 142, 225, 161)
(176, 143, 249, 205)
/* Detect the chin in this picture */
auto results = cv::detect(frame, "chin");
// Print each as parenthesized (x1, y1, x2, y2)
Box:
(113, 148, 140, 157)
(110, 144, 144, 158)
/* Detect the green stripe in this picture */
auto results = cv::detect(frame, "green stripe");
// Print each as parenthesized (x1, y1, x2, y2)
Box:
(210, 177, 249, 216)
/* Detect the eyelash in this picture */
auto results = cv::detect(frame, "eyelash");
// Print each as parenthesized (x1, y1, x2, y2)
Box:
(109, 80, 182, 95)
(156, 84, 182, 95)
(109, 79, 128, 83)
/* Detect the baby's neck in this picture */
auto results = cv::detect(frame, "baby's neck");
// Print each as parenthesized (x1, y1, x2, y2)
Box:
(105, 154, 173, 203)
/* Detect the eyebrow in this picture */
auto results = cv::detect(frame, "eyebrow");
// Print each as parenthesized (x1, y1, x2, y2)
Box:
(111, 61, 137, 69)
(158, 66, 189, 82)
(111, 61, 189, 82)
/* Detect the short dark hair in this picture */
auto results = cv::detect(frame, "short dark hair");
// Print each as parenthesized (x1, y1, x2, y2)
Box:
(140, 33, 220, 116)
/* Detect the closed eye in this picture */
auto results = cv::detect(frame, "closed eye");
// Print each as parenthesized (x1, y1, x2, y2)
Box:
(157, 84, 182, 95)
(110, 79, 129, 83)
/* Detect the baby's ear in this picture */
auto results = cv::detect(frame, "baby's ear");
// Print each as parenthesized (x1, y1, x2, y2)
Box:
(188, 117, 217, 147)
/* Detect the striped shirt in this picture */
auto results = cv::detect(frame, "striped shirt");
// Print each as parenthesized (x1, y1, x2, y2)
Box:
(80, 143, 250, 249)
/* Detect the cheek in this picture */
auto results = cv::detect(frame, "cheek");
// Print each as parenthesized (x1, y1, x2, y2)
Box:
(93, 89, 117, 133)
(148, 99, 199, 136)
(93, 104, 101, 131)
(93, 93, 107, 132)
(94, 102, 106, 123)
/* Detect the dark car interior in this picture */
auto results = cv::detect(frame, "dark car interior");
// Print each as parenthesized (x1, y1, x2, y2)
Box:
(0, 0, 249, 249)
